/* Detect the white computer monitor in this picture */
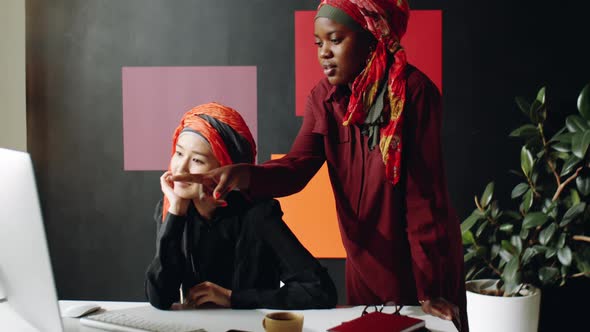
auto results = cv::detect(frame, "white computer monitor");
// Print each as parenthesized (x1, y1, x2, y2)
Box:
(0, 148, 63, 331)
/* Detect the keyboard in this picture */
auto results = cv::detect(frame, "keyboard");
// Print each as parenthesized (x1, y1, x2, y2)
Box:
(80, 310, 206, 332)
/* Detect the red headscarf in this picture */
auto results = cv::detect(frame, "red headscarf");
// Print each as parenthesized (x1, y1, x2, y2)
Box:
(162, 102, 256, 220)
(318, 0, 410, 185)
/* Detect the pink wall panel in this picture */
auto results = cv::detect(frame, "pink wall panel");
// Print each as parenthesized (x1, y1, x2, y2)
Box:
(122, 66, 257, 170)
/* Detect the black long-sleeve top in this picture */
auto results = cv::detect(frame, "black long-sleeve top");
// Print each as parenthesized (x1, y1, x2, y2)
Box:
(145, 192, 337, 310)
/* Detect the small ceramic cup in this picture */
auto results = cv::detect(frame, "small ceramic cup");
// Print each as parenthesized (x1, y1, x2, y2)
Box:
(262, 312, 304, 332)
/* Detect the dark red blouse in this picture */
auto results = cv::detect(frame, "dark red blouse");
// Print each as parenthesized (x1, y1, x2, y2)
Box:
(250, 65, 466, 324)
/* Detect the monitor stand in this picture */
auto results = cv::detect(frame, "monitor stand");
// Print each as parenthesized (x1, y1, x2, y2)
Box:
(0, 271, 39, 331)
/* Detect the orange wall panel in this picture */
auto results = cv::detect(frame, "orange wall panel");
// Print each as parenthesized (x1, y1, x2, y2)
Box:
(271, 154, 346, 258)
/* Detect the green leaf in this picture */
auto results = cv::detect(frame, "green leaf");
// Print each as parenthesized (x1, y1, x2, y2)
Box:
(551, 142, 571, 153)
(560, 155, 581, 177)
(557, 233, 566, 248)
(499, 224, 514, 232)
(542, 199, 558, 219)
(531, 171, 539, 185)
(521, 189, 533, 214)
(499, 248, 514, 262)
(515, 96, 531, 116)
(461, 211, 480, 234)
(545, 247, 557, 259)
(473, 209, 486, 217)
(539, 223, 557, 245)
(520, 227, 529, 240)
(509, 124, 539, 138)
(472, 267, 488, 280)
(570, 188, 581, 205)
(504, 210, 522, 220)
(520, 146, 534, 176)
(561, 265, 569, 278)
(509, 169, 524, 178)
(511, 183, 529, 199)
(566, 115, 589, 132)
(491, 202, 501, 219)
(533, 244, 548, 253)
(571, 130, 590, 159)
(504, 282, 521, 296)
(538, 105, 547, 124)
(575, 253, 590, 273)
(502, 240, 518, 255)
(577, 83, 590, 121)
(522, 247, 538, 265)
(558, 246, 573, 266)
(511, 235, 523, 254)
(551, 130, 574, 144)
(576, 175, 590, 196)
(560, 202, 586, 227)
(489, 233, 497, 243)
(549, 127, 567, 142)
(480, 182, 494, 208)
(462, 230, 475, 245)
(530, 100, 544, 124)
(476, 220, 489, 237)
(491, 244, 501, 259)
(464, 251, 476, 262)
(465, 266, 477, 280)
(522, 212, 549, 229)
(539, 267, 559, 284)
(476, 246, 488, 258)
(550, 150, 570, 160)
(536, 86, 546, 104)
(503, 256, 520, 285)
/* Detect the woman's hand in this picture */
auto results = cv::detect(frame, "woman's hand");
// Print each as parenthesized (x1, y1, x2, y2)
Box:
(160, 171, 190, 216)
(420, 297, 461, 329)
(185, 281, 232, 308)
(170, 164, 252, 203)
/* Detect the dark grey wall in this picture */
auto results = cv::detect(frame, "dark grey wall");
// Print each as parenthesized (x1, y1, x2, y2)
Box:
(26, 0, 590, 303)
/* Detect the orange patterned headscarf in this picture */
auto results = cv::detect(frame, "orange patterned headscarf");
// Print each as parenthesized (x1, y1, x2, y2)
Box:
(317, 0, 410, 185)
(162, 102, 256, 220)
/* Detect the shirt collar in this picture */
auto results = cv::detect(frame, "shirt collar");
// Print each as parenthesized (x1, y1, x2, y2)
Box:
(191, 191, 248, 224)
(324, 84, 350, 103)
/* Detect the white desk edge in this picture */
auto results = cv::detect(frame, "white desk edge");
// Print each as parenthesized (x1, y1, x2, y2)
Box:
(59, 300, 458, 332)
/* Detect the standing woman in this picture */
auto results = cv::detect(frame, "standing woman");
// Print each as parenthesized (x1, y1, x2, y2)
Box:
(174, 1, 467, 329)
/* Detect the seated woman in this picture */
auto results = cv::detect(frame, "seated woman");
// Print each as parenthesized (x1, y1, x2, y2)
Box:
(145, 102, 337, 310)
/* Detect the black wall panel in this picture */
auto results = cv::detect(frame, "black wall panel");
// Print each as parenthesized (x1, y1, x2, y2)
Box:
(26, 0, 590, 303)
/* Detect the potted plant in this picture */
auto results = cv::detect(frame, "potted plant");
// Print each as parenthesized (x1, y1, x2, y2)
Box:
(461, 84, 590, 332)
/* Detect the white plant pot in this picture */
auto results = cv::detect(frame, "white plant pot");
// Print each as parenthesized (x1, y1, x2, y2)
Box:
(466, 279, 541, 332)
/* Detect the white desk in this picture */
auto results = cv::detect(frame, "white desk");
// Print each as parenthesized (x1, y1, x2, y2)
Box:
(59, 300, 458, 332)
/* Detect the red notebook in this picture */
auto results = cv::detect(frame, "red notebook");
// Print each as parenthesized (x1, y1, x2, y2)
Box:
(328, 312, 426, 332)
